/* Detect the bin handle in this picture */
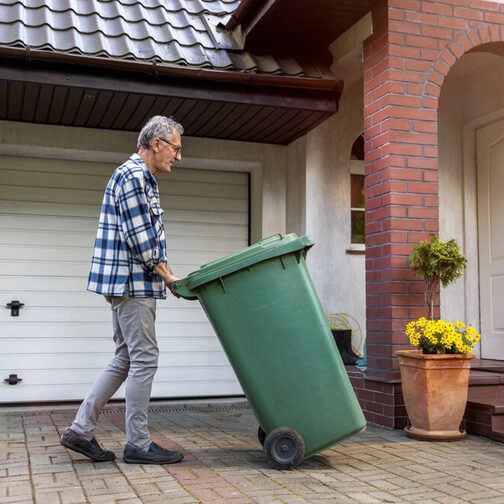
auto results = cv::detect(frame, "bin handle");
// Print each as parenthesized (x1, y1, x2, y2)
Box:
(171, 279, 198, 300)
(259, 233, 283, 246)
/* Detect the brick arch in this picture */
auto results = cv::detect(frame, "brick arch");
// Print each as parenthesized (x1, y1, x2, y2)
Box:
(423, 25, 504, 109)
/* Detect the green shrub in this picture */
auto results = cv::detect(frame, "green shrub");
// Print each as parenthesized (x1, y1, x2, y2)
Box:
(408, 234, 467, 319)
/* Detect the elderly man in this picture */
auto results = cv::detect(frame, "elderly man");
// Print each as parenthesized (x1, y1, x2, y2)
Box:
(60, 116, 184, 465)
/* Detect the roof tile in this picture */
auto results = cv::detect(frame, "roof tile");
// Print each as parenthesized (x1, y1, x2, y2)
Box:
(0, 0, 333, 78)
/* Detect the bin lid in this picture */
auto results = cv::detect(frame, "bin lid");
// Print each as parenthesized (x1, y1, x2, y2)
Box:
(174, 233, 314, 296)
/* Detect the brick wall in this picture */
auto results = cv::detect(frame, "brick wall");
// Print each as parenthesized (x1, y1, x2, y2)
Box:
(347, 367, 407, 428)
(361, 0, 504, 426)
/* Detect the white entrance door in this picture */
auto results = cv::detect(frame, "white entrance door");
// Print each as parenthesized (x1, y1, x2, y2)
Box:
(477, 120, 504, 359)
(0, 154, 248, 402)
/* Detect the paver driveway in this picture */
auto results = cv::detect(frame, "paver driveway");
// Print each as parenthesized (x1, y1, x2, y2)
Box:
(1, 400, 504, 503)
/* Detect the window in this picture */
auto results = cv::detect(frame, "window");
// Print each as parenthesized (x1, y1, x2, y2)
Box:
(351, 174, 365, 244)
(350, 134, 365, 245)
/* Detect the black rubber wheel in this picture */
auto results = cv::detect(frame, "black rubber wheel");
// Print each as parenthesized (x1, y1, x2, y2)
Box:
(258, 426, 267, 446)
(263, 426, 305, 470)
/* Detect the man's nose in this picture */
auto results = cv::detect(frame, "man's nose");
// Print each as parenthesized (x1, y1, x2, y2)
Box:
(175, 151, 182, 161)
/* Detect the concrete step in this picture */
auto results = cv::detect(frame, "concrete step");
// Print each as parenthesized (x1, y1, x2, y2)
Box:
(464, 397, 504, 440)
(491, 429, 504, 443)
(464, 367, 504, 439)
(468, 370, 504, 402)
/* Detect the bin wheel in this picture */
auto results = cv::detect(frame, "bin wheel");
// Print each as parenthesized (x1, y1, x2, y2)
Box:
(263, 427, 305, 470)
(258, 426, 267, 446)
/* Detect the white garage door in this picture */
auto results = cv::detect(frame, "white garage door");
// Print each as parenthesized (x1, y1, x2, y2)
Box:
(0, 154, 248, 402)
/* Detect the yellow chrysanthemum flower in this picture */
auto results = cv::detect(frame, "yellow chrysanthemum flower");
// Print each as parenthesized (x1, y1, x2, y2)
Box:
(405, 318, 481, 354)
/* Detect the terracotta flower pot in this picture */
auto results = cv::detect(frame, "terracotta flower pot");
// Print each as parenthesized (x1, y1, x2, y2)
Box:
(396, 350, 475, 441)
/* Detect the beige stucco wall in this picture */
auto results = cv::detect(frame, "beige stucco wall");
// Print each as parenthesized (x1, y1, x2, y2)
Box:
(286, 135, 307, 236)
(438, 75, 465, 324)
(0, 120, 287, 243)
(439, 52, 504, 340)
(286, 80, 366, 349)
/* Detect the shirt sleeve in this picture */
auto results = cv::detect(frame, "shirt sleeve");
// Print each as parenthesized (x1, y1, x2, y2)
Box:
(116, 176, 166, 272)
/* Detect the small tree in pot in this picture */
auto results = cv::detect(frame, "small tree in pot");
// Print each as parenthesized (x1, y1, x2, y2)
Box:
(398, 234, 478, 441)
(408, 233, 467, 320)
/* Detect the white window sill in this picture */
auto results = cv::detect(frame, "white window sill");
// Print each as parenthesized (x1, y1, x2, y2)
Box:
(346, 244, 365, 255)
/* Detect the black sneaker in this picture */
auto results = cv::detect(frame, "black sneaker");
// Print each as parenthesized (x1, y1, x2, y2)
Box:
(60, 428, 116, 462)
(123, 441, 183, 464)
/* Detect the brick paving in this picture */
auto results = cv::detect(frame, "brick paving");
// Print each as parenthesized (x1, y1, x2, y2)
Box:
(1, 400, 504, 503)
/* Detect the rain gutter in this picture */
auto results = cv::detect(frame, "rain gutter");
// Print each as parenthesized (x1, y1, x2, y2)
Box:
(0, 45, 343, 93)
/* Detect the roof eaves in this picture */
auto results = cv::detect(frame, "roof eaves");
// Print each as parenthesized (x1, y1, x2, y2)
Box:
(0, 44, 343, 92)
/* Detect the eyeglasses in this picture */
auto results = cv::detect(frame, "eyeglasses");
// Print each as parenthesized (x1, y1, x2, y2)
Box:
(158, 138, 182, 156)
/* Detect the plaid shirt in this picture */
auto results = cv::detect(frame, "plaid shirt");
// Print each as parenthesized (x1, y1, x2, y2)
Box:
(87, 153, 167, 298)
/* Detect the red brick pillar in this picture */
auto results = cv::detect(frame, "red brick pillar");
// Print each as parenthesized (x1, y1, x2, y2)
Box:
(364, 0, 441, 374)
(354, 0, 504, 428)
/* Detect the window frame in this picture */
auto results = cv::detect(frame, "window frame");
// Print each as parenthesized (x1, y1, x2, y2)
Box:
(349, 159, 365, 252)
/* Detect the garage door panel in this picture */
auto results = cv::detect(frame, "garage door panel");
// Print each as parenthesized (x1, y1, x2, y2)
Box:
(0, 170, 110, 192)
(1, 260, 231, 278)
(0, 230, 95, 247)
(2, 321, 215, 339)
(162, 195, 247, 213)
(1, 351, 232, 370)
(0, 205, 248, 225)
(161, 169, 248, 186)
(0, 291, 111, 308)
(0, 291, 201, 308)
(0, 306, 208, 323)
(0, 241, 246, 265)
(0, 231, 246, 252)
(1, 154, 248, 403)
(166, 222, 248, 239)
(150, 381, 242, 397)
(0, 157, 115, 176)
(0, 186, 104, 205)
(159, 181, 248, 199)
(1, 215, 99, 232)
(0, 200, 101, 218)
(0, 366, 237, 386)
(0, 157, 248, 186)
(0, 250, 246, 271)
(0, 246, 245, 265)
(1, 276, 93, 291)
(0, 187, 248, 212)
(0, 261, 93, 278)
(164, 209, 248, 225)
(0, 292, 194, 309)
(0, 245, 94, 262)
(1, 171, 248, 200)
(2, 218, 249, 240)
(1, 336, 226, 354)
(0, 380, 243, 403)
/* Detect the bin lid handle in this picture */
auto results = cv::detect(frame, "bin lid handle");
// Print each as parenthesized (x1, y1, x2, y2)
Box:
(258, 233, 283, 246)
(171, 280, 198, 300)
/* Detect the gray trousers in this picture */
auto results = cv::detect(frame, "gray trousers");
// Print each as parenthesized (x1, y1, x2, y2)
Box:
(71, 295, 158, 449)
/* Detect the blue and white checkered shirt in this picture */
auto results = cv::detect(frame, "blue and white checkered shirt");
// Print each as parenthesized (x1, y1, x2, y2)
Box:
(87, 153, 167, 298)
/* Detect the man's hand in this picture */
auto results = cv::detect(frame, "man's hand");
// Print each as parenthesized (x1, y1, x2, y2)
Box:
(154, 262, 181, 298)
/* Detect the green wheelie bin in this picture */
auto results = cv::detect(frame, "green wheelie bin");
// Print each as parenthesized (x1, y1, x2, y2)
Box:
(172, 233, 366, 470)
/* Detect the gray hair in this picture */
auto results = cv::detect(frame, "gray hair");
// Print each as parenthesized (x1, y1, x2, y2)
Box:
(137, 116, 184, 150)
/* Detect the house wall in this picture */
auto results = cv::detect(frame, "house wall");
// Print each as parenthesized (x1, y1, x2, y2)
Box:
(286, 135, 307, 237)
(438, 72, 464, 324)
(357, 0, 504, 428)
(0, 120, 287, 242)
(439, 52, 504, 340)
(285, 81, 366, 345)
